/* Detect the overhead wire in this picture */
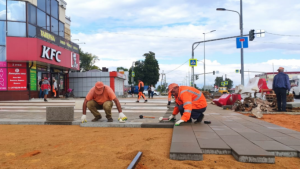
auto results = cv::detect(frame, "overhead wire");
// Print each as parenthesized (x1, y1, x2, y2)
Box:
(165, 60, 189, 74)
(265, 31, 300, 37)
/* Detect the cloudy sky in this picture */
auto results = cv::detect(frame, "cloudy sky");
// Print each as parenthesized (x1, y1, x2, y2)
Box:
(65, 0, 300, 87)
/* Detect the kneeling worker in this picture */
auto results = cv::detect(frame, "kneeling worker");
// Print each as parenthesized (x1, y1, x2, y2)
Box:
(168, 83, 207, 126)
(81, 82, 127, 123)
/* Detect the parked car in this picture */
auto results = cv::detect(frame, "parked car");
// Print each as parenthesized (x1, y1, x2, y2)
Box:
(128, 85, 149, 94)
(143, 90, 160, 96)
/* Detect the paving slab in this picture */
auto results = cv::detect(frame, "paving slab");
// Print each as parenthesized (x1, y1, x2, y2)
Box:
(169, 142, 203, 161)
(289, 146, 300, 158)
(252, 141, 298, 157)
(220, 135, 275, 163)
(239, 133, 274, 141)
(197, 138, 231, 155)
(287, 133, 300, 140)
(272, 136, 300, 146)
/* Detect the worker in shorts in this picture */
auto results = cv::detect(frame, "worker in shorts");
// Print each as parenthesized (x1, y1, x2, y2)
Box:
(168, 83, 207, 126)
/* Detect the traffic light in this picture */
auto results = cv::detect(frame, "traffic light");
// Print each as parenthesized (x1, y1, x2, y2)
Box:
(195, 75, 199, 80)
(213, 71, 215, 75)
(249, 29, 255, 41)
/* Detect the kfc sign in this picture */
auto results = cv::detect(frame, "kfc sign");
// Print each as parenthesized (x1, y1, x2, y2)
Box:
(71, 52, 79, 69)
(41, 45, 61, 63)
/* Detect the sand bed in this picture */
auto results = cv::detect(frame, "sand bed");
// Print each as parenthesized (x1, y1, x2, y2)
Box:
(0, 125, 300, 168)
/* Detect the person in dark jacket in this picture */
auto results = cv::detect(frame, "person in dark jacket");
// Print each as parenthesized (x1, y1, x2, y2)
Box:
(131, 85, 135, 97)
(147, 86, 151, 99)
(272, 67, 290, 112)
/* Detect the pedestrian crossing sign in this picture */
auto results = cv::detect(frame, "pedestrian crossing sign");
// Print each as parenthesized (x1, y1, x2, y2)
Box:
(224, 81, 228, 85)
(235, 69, 240, 73)
(189, 59, 197, 67)
(132, 71, 135, 77)
(221, 82, 225, 86)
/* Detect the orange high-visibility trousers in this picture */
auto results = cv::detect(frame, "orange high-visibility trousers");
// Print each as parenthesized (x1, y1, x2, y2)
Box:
(138, 92, 146, 100)
(53, 86, 57, 97)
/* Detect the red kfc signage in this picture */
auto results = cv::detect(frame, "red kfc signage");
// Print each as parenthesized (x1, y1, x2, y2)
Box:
(8, 68, 27, 90)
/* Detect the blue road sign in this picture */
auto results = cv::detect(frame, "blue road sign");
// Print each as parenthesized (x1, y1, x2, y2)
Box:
(236, 37, 249, 48)
(189, 59, 197, 67)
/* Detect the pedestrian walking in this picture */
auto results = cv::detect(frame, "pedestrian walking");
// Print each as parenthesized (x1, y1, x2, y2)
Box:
(41, 77, 51, 102)
(131, 85, 135, 97)
(147, 86, 151, 99)
(52, 79, 57, 98)
(80, 81, 127, 123)
(272, 67, 290, 112)
(151, 85, 155, 99)
(136, 80, 147, 103)
(39, 79, 44, 98)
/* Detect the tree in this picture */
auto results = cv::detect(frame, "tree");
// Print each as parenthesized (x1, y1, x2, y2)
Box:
(79, 48, 100, 72)
(143, 51, 160, 86)
(128, 51, 160, 86)
(214, 76, 233, 89)
(117, 67, 128, 72)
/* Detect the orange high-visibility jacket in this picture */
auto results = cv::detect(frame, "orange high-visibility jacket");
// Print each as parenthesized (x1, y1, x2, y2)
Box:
(172, 86, 207, 122)
(168, 92, 172, 101)
(138, 81, 144, 90)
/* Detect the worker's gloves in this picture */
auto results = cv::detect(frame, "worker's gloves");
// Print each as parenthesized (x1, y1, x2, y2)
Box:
(169, 115, 175, 121)
(167, 101, 171, 108)
(118, 112, 127, 122)
(81, 115, 87, 123)
(175, 120, 185, 126)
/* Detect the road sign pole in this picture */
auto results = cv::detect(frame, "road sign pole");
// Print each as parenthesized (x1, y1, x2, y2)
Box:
(240, 0, 244, 85)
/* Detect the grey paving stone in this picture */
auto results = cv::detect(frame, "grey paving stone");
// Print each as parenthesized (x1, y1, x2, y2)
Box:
(258, 131, 290, 137)
(275, 128, 299, 134)
(232, 150, 275, 164)
(239, 133, 274, 141)
(272, 137, 300, 146)
(252, 141, 298, 157)
(289, 146, 300, 158)
(141, 123, 174, 128)
(287, 133, 300, 140)
(194, 131, 219, 139)
(46, 107, 74, 121)
(197, 138, 231, 150)
(172, 133, 197, 143)
(191, 123, 214, 132)
(170, 142, 203, 161)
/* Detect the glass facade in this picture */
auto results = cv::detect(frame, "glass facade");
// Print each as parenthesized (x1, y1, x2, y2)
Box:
(28, 24, 36, 38)
(0, 45, 5, 61)
(28, 4, 36, 25)
(7, 22, 26, 37)
(59, 21, 64, 37)
(51, 16, 58, 35)
(37, 0, 46, 11)
(7, 1, 26, 22)
(46, 0, 50, 14)
(0, 21, 5, 45)
(51, 0, 58, 19)
(37, 9, 46, 28)
(0, 0, 6, 20)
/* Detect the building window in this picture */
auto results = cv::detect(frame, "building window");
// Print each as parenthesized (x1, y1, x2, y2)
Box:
(46, 0, 50, 14)
(46, 15, 50, 31)
(7, 22, 26, 37)
(51, 17, 58, 35)
(0, 21, 5, 45)
(28, 4, 37, 25)
(37, 0, 46, 12)
(7, 1, 26, 22)
(0, 46, 5, 61)
(37, 9, 46, 28)
(59, 21, 64, 37)
(28, 24, 36, 38)
(51, 0, 58, 19)
(0, 0, 6, 20)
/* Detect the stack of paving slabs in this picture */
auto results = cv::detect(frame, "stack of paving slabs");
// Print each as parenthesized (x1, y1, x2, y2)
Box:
(170, 105, 300, 163)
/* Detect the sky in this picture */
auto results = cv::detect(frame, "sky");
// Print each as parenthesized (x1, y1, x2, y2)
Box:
(65, 0, 300, 88)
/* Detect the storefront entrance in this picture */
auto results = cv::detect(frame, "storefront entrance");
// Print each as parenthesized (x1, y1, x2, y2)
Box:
(51, 73, 66, 98)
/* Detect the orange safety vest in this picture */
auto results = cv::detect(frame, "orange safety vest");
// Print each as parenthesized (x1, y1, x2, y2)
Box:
(138, 81, 144, 90)
(172, 86, 207, 122)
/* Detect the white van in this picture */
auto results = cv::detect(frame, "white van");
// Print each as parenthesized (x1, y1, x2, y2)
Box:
(290, 75, 300, 98)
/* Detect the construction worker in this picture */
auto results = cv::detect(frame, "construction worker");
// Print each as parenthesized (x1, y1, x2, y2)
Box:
(167, 83, 178, 107)
(168, 83, 207, 126)
(81, 81, 127, 123)
(273, 67, 290, 112)
(136, 79, 148, 103)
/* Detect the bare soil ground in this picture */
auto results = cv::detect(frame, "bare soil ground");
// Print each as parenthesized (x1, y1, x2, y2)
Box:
(240, 113, 300, 132)
(0, 125, 299, 169)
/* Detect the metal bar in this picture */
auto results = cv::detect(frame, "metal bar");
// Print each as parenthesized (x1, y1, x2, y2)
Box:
(127, 151, 143, 169)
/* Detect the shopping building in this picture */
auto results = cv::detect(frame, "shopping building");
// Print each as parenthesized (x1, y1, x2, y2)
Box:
(0, 0, 79, 100)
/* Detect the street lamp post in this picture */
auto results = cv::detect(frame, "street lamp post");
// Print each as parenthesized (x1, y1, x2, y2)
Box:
(203, 30, 216, 90)
(216, 0, 244, 85)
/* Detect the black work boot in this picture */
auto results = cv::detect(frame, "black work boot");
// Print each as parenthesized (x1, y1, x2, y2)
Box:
(91, 115, 101, 122)
(144, 100, 148, 103)
(107, 118, 113, 122)
(195, 114, 205, 123)
(44, 98, 48, 102)
(136, 100, 139, 103)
